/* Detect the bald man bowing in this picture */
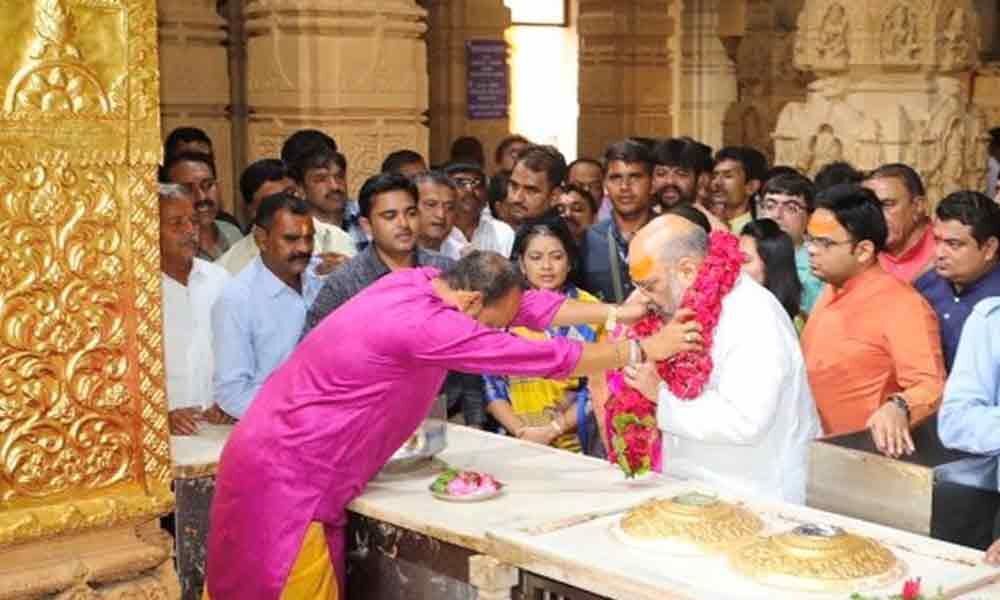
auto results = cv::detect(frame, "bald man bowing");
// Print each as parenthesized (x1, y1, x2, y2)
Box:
(623, 215, 820, 503)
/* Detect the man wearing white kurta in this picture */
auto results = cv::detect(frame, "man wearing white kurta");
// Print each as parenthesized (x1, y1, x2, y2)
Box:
(625, 215, 820, 503)
(158, 183, 232, 436)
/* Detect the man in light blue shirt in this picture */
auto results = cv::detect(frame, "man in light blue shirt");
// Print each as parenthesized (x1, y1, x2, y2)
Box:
(212, 193, 324, 418)
(939, 297, 1000, 481)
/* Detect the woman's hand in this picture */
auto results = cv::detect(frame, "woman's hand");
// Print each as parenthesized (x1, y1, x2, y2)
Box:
(641, 308, 703, 361)
(624, 362, 663, 403)
(519, 426, 557, 445)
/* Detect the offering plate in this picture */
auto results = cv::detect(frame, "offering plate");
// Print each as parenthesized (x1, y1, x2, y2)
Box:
(611, 492, 763, 555)
(729, 523, 904, 592)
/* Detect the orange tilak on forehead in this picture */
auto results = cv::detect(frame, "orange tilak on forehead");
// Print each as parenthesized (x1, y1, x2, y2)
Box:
(630, 251, 655, 282)
(807, 211, 841, 237)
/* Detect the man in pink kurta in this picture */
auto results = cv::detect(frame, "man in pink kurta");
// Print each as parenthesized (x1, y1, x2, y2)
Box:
(206, 266, 583, 599)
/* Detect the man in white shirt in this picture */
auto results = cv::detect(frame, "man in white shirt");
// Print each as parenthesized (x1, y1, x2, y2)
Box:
(624, 215, 820, 503)
(444, 163, 515, 257)
(158, 183, 233, 435)
(414, 171, 463, 259)
(218, 158, 297, 275)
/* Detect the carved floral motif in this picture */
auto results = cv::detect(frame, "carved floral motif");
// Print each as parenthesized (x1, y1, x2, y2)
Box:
(0, 0, 171, 550)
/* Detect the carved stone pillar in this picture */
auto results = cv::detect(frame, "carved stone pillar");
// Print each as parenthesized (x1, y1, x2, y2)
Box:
(0, 0, 177, 597)
(973, 62, 1000, 130)
(722, 0, 811, 162)
(244, 0, 429, 194)
(158, 0, 237, 214)
(577, 0, 674, 159)
(775, 0, 987, 202)
(674, 0, 738, 150)
(424, 0, 511, 172)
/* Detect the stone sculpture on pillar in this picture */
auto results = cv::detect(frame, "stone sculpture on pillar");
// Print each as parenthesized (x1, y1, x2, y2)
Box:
(774, 0, 987, 202)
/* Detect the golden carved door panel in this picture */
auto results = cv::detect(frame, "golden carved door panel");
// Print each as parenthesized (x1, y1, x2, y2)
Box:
(0, 0, 172, 547)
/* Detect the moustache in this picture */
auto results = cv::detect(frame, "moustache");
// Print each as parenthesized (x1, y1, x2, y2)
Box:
(195, 200, 214, 211)
(289, 253, 311, 263)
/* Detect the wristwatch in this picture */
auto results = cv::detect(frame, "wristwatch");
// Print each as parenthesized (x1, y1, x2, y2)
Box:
(888, 394, 911, 419)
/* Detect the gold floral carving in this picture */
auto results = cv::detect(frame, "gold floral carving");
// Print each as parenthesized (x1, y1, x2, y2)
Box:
(730, 526, 901, 592)
(620, 494, 763, 550)
(0, 0, 170, 549)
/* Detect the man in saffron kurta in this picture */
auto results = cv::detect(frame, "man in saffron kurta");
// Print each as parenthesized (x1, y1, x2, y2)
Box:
(205, 252, 686, 599)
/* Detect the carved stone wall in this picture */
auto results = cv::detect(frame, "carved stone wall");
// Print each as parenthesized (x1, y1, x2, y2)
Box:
(674, 0, 738, 150)
(775, 0, 987, 202)
(244, 0, 429, 195)
(722, 0, 811, 161)
(973, 61, 1000, 129)
(577, 0, 674, 159)
(423, 0, 511, 172)
(157, 0, 236, 214)
(0, 0, 175, 595)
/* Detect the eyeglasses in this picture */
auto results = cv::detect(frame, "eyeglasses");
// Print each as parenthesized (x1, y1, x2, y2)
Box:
(803, 233, 855, 250)
(759, 198, 808, 216)
(193, 178, 218, 193)
(451, 176, 483, 189)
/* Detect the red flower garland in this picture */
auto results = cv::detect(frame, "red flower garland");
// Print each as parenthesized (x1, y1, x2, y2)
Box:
(604, 231, 743, 477)
(629, 230, 744, 399)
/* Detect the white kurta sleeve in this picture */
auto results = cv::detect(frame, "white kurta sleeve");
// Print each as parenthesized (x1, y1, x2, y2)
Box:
(656, 294, 789, 445)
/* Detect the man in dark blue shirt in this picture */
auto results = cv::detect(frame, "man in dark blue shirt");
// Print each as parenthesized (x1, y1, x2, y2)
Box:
(581, 140, 655, 302)
(916, 191, 1000, 371)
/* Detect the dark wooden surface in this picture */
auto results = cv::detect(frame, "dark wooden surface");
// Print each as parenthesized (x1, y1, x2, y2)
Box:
(175, 475, 216, 600)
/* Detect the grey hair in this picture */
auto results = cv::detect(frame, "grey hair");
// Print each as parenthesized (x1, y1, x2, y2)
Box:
(411, 170, 458, 192)
(442, 250, 524, 305)
(660, 226, 708, 264)
(158, 182, 194, 202)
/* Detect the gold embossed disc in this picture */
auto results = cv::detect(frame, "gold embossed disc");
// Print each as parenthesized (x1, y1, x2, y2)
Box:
(615, 493, 763, 554)
(729, 524, 903, 592)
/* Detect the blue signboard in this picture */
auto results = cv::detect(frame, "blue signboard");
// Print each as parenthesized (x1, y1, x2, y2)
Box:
(466, 40, 508, 120)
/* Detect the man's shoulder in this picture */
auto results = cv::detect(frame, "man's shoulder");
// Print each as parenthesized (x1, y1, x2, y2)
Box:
(417, 248, 456, 270)
(193, 257, 231, 281)
(914, 267, 942, 295)
(484, 216, 514, 236)
(587, 219, 613, 237)
(972, 297, 1000, 319)
(582, 221, 612, 261)
(216, 266, 256, 313)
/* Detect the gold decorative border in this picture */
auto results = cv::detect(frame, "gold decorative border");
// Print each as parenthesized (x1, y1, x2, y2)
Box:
(0, 483, 173, 547)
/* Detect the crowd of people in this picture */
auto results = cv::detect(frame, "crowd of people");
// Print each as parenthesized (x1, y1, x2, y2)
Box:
(156, 125, 1000, 597)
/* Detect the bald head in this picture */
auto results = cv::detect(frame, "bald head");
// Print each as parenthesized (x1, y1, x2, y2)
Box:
(629, 215, 708, 313)
(631, 215, 707, 273)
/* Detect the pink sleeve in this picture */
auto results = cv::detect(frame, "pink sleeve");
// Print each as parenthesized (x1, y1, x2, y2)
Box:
(409, 307, 582, 380)
(511, 289, 566, 330)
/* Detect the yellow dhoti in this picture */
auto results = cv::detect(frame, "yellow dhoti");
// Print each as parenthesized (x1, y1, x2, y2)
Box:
(203, 522, 337, 600)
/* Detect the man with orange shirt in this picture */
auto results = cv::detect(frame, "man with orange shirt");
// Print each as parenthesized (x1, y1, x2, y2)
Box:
(801, 184, 945, 457)
(862, 163, 935, 283)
